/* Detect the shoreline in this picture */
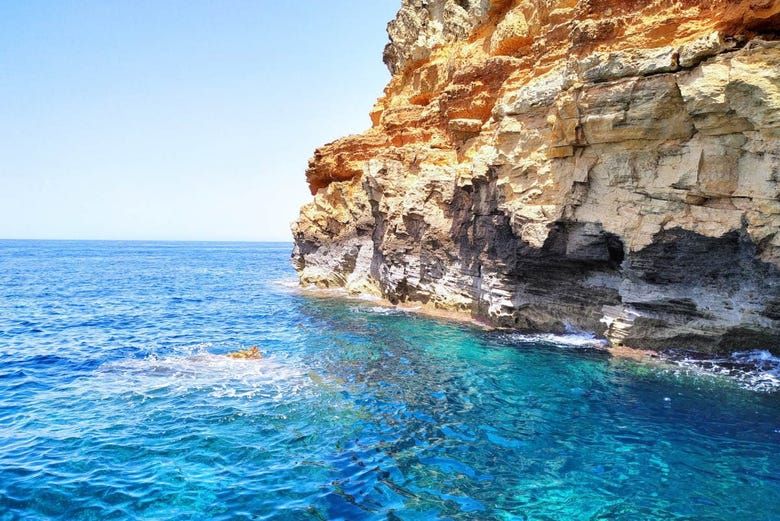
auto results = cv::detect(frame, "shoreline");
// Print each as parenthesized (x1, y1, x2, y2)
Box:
(284, 279, 780, 393)
(290, 282, 662, 363)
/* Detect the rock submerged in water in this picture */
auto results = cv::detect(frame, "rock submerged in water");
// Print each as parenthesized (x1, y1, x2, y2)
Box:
(292, 0, 780, 355)
(227, 346, 262, 360)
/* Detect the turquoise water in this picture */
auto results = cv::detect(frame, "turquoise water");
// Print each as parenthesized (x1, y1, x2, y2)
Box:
(1, 241, 779, 521)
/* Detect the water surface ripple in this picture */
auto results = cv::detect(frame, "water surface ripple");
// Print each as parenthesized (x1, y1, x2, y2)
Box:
(1, 241, 779, 520)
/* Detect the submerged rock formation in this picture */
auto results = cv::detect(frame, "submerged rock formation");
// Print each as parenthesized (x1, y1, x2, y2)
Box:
(292, 0, 780, 354)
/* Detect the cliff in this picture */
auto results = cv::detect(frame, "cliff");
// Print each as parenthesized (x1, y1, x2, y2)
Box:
(292, 0, 780, 354)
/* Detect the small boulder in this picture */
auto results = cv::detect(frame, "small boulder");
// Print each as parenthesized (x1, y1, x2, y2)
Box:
(227, 346, 262, 360)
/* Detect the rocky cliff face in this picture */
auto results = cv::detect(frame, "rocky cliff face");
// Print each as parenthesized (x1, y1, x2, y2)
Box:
(292, 0, 780, 354)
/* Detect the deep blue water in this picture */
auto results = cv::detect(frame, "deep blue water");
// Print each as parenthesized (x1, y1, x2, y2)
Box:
(1, 240, 779, 521)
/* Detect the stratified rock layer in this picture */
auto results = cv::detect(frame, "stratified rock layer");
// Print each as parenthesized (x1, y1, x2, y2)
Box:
(292, 0, 780, 354)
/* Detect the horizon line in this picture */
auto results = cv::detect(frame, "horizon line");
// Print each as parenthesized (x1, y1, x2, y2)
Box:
(0, 238, 294, 244)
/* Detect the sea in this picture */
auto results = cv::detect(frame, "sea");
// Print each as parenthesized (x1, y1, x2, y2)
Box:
(1, 240, 779, 520)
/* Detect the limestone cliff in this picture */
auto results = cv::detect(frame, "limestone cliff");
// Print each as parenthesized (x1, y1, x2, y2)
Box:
(292, 0, 780, 354)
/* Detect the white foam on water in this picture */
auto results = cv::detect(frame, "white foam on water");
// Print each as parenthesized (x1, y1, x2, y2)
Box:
(270, 277, 301, 290)
(667, 350, 780, 393)
(502, 331, 779, 392)
(95, 344, 310, 400)
(501, 332, 609, 349)
(732, 350, 780, 365)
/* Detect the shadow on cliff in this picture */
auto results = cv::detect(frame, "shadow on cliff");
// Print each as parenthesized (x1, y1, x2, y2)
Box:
(443, 168, 780, 354)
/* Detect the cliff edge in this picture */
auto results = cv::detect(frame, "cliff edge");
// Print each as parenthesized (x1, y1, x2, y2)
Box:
(292, 0, 780, 354)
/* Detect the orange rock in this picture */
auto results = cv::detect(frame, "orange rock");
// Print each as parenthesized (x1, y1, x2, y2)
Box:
(303, 0, 780, 196)
(226, 346, 262, 360)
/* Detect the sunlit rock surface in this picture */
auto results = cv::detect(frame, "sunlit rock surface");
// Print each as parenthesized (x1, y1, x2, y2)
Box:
(292, 0, 780, 354)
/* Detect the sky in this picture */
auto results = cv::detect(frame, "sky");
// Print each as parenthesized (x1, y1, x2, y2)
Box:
(0, 0, 399, 241)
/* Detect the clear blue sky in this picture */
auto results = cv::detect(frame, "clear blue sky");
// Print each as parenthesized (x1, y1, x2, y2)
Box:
(0, 1, 398, 241)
